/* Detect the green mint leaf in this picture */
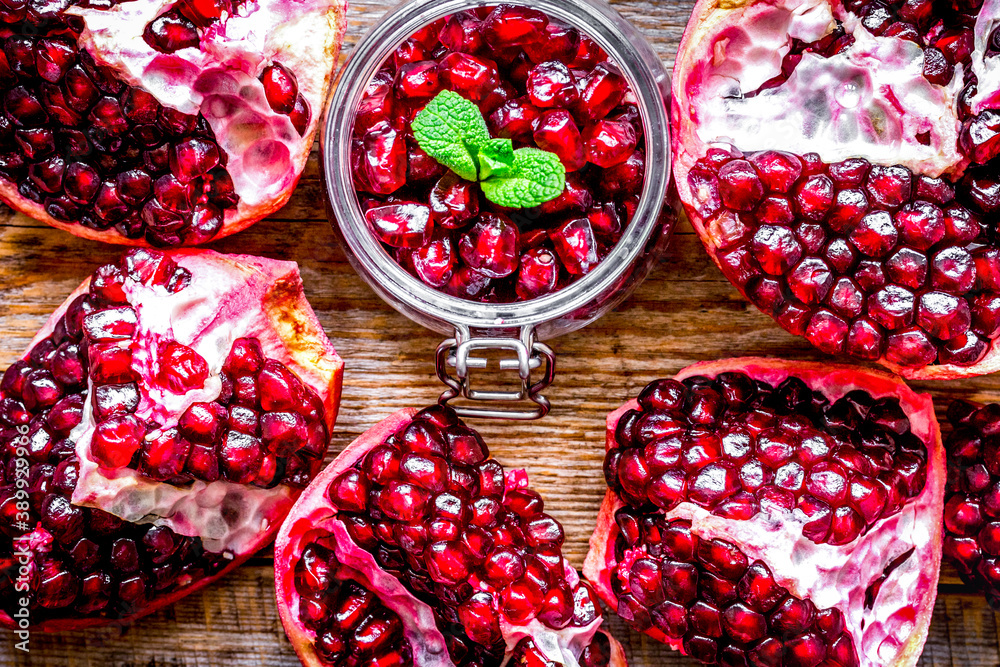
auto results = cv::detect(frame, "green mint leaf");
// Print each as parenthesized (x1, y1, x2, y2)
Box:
(412, 90, 491, 181)
(480, 147, 566, 209)
(476, 138, 514, 180)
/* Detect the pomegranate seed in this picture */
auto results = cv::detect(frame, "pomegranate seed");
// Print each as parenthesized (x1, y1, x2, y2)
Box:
(91, 414, 145, 469)
(366, 203, 432, 248)
(549, 217, 599, 276)
(412, 233, 455, 287)
(526, 61, 578, 108)
(394, 61, 441, 99)
(583, 119, 636, 167)
(429, 173, 478, 229)
(848, 210, 897, 258)
(439, 52, 497, 101)
(459, 213, 519, 278)
(178, 0, 232, 26)
(170, 137, 220, 182)
(260, 62, 298, 114)
(219, 430, 263, 483)
(577, 62, 626, 122)
(144, 10, 200, 53)
(481, 5, 548, 48)
(360, 122, 407, 195)
(157, 341, 209, 392)
(516, 248, 559, 300)
(533, 109, 585, 171)
(489, 97, 541, 139)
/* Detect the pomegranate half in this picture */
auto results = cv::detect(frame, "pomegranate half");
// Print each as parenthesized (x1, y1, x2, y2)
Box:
(275, 405, 625, 667)
(673, 0, 1000, 378)
(584, 358, 944, 666)
(0, 0, 347, 246)
(0, 248, 343, 630)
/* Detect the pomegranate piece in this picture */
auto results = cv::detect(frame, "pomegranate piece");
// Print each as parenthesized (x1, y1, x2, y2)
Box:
(942, 399, 1000, 609)
(351, 4, 649, 302)
(0, 0, 347, 246)
(585, 358, 944, 667)
(0, 248, 343, 631)
(672, 0, 1000, 378)
(276, 406, 627, 667)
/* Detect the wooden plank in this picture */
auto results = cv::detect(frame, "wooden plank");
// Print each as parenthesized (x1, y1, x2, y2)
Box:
(1, 0, 999, 664)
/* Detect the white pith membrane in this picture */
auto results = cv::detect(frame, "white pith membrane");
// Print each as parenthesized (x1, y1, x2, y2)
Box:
(0, 0, 346, 244)
(274, 409, 608, 667)
(583, 359, 945, 667)
(65, 250, 340, 554)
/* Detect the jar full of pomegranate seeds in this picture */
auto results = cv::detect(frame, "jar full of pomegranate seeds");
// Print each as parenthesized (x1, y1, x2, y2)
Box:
(324, 0, 673, 419)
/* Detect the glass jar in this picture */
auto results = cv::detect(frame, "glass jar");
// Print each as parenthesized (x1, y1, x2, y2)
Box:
(323, 0, 674, 419)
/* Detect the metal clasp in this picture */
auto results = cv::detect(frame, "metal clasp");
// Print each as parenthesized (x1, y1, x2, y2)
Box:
(435, 324, 555, 420)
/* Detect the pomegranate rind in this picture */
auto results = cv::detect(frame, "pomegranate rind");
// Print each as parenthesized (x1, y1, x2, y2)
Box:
(0, 0, 348, 246)
(0, 250, 343, 632)
(275, 408, 610, 667)
(671, 0, 997, 380)
(583, 358, 944, 667)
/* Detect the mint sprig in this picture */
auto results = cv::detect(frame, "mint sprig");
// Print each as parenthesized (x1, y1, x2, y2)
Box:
(480, 148, 565, 208)
(412, 90, 566, 208)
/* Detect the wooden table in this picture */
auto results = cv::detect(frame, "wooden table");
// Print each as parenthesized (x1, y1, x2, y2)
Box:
(0, 0, 997, 664)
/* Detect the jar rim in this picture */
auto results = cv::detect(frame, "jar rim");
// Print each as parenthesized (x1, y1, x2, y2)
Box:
(323, 0, 672, 334)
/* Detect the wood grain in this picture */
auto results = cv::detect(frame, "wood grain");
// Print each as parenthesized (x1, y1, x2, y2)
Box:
(1, 0, 999, 664)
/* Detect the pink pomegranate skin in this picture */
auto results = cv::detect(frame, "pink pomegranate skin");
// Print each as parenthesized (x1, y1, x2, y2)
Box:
(275, 406, 626, 667)
(0, 0, 347, 246)
(584, 358, 944, 667)
(0, 249, 343, 631)
(672, 0, 1000, 379)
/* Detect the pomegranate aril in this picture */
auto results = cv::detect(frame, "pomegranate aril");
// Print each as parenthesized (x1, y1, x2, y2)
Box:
(489, 97, 542, 139)
(144, 10, 200, 53)
(436, 10, 480, 50)
(548, 217, 598, 276)
(577, 62, 627, 122)
(219, 430, 263, 484)
(359, 121, 407, 195)
(439, 52, 497, 101)
(91, 414, 145, 469)
(394, 61, 441, 100)
(533, 109, 585, 171)
(429, 173, 478, 229)
(583, 119, 636, 168)
(157, 341, 209, 392)
(459, 212, 519, 278)
(516, 247, 559, 300)
(481, 5, 548, 48)
(260, 62, 298, 114)
(367, 203, 432, 249)
(526, 61, 578, 109)
(170, 137, 220, 182)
